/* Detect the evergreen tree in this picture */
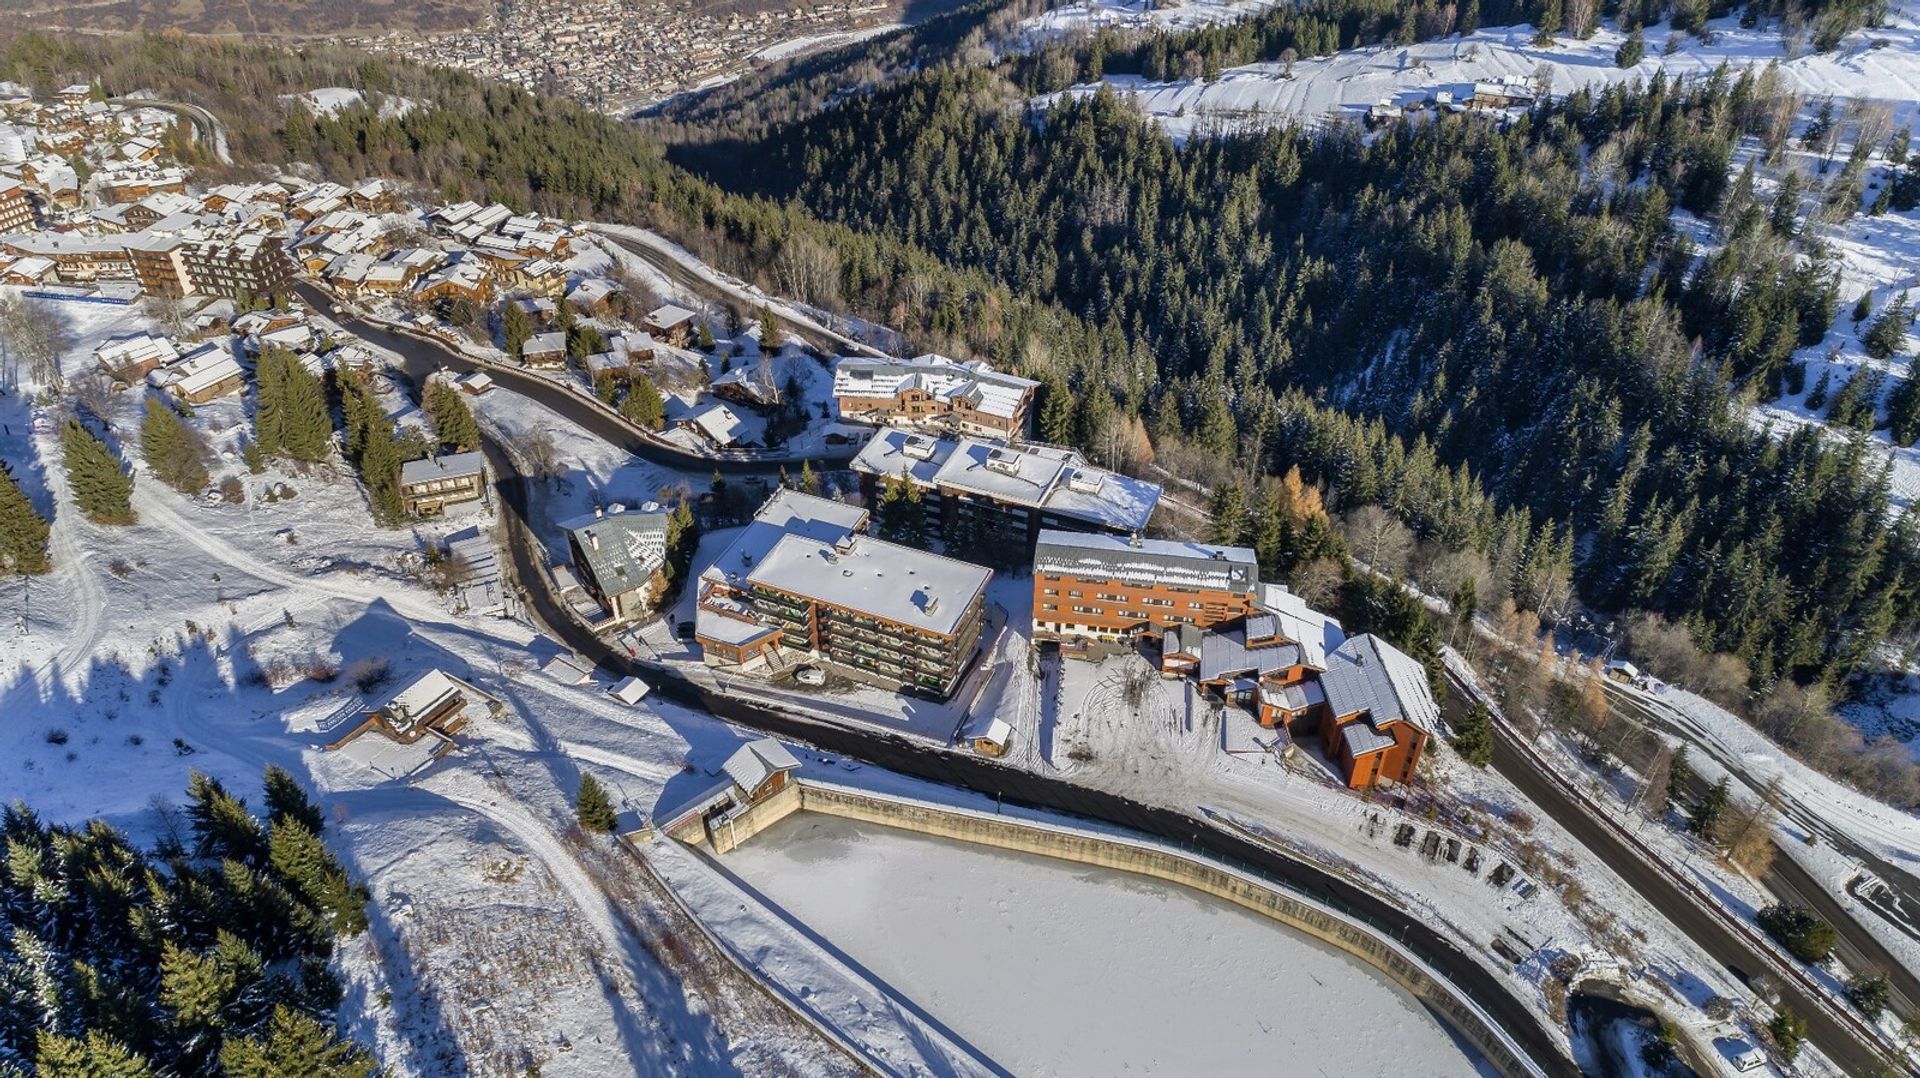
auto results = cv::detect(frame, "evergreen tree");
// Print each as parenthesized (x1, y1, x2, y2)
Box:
(185, 771, 268, 867)
(1691, 776, 1730, 836)
(262, 765, 325, 836)
(620, 375, 666, 430)
(1666, 745, 1693, 811)
(268, 819, 369, 935)
(0, 461, 51, 573)
(220, 1005, 374, 1078)
(34, 1029, 153, 1078)
(425, 381, 481, 452)
(1036, 371, 1075, 445)
(1891, 361, 1920, 446)
(576, 773, 617, 833)
(694, 320, 716, 352)
(1766, 1008, 1805, 1063)
(1209, 481, 1250, 545)
(1844, 973, 1890, 1019)
(798, 459, 819, 494)
(1614, 27, 1644, 67)
(1451, 703, 1493, 766)
(60, 419, 135, 525)
(140, 397, 210, 494)
(501, 301, 533, 357)
(1851, 291, 1872, 324)
(1803, 368, 1832, 410)
(757, 305, 781, 350)
(1863, 292, 1911, 359)
(254, 349, 331, 462)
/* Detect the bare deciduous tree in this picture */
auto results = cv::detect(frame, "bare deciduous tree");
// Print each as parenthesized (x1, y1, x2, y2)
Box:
(1345, 504, 1414, 578)
(0, 294, 72, 392)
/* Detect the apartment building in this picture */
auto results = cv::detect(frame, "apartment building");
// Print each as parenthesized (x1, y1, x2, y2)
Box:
(851, 429, 1161, 550)
(741, 531, 991, 698)
(179, 234, 295, 301)
(1031, 530, 1259, 645)
(0, 178, 33, 232)
(833, 354, 1039, 438)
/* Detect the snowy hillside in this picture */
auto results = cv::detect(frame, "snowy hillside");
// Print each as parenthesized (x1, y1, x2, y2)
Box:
(1039, 14, 1920, 139)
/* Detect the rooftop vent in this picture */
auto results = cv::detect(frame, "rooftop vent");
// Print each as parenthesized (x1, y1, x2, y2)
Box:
(1066, 468, 1106, 495)
(984, 446, 1022, 477)
(902, 434, 938, 460)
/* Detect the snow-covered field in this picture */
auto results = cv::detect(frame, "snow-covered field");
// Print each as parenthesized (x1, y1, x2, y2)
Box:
(723, 812, 1486, 1076)
(1040, 14, 1920, 140)
(282, 87, 418, 120)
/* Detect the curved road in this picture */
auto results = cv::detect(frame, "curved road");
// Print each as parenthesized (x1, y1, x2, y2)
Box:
(108, 96, 232, 165)
(295, 282, 856, 477)
(348, 274, 1575, 1073)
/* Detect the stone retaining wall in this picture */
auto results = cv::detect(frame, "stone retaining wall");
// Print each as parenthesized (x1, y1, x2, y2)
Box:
(795, 780, 1546, 1078)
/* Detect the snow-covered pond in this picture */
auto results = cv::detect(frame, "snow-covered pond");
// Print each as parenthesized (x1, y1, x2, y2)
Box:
(725, 815, 1489, 1076)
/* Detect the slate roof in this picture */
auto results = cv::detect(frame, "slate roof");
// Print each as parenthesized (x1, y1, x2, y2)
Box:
(1197, 629, 1302, 683)
(562, 506, 671, 600)
(1318, 633, 1439, 733)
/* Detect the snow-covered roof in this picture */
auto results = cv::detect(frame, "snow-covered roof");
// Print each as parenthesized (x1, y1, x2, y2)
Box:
(685, 402, 747, 446)
(851, 429, 1159, 533)
(94, 331, 177, 370)
(523, 330, 565, 356)
(1256, 583, 1345, 670)
(400, 451, 484, 489)
(376, 669, 466, 735)
(608, 676, 650, 706)
(562, 505, 671, 599)
(696, 604, 783, 648)
(1198, 629, 1301, 683)
(703, 489, 868, 591)
(832, 353, 1037, 420)
(746, 533, 991, 638)
(722, 737, 801, 796)
(541, 654, 594, 684)
(1319, 634, 1439, 734)
(1341, 722, 1397, 757)
(646, 303, 695, 328)
(1036, 530, 1257, 594)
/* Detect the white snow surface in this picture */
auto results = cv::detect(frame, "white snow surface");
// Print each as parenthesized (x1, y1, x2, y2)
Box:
(722, 811, 1486, 1077)
(1039, 15, 1920, 141)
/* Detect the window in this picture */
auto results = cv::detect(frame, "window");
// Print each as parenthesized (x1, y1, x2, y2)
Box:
(1068, 591, 1083, 598)
(1041, 588, 1059, 596)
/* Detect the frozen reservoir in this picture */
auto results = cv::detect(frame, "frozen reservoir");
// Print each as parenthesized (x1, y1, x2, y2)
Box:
(724, 815, 1489, 1076)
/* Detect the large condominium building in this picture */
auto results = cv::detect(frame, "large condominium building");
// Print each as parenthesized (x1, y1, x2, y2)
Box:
(851, 429, 1161, 550)
(740, 530, 991, 698)
(1031, 530, 1259, 645)
(833, 354, 1040, 438)
(0, 178, 34, 233)
(179, 234, 295, 301)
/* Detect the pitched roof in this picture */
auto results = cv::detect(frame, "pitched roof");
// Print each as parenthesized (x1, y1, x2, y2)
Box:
(1257, 583, 1346, 669)
(400, 451, 485, 489)
(1319, 634, 1439, 734)
(1198, 629, 1302, 682)
(723, 738, 801, 795)
(562, 505, 671, 599)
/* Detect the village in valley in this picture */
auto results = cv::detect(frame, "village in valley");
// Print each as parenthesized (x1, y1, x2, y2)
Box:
(4, 68, 1920, 1078)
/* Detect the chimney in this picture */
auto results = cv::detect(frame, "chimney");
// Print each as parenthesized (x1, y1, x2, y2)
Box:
(1129, 531, 1142, 548)
(588, 532, 600, 550)
(594, 505, 604, 520)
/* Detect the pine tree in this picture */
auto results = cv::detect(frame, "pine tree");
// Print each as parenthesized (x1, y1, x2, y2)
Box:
(1691, 776, 1730, 837)
(140, 398, 210, 494)
(1666, 745, 1693, 811)
(1451, 703, 1493, 767)
(694, 320, 716, 352)
(1209, 481, 1250, 545)
(262, 765, 325, 836)
(757, 305, 780, 350)
(798, 459, 819, 494)
(0, 460, 51, 573)
(1803, 368, 1832, 410)
(267, 819, 369, 935)
(576, 773, 617, 833)
(34, 1029, 153, 1078)
(501, 301, 533, 357)
(254, 349, 331, 462)
(61, 419, 136, 525)
(220, 1005, 374, 1078)
(159, 939, 238, 1033)
(1852, 291, 1873, 324)
(425, 382, 481, 452)
(1036, 371, 1075, 444)
(1844, 973, 1891, 1020)
(620, 375, 666, 430)
(1863, 292, 1911, 359)
(1766, 1008, 1805, 1063)
(185, 771, 267, 867)
(1614, 26, 1644, 67)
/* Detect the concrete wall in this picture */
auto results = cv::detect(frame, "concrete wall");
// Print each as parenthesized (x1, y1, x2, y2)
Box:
(794, 781, 1547, 1078)
(679, 780, 804, 854)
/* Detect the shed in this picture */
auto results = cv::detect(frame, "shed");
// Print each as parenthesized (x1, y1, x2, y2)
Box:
(721, 738, 802, 802)
(608, 676, 651, 706)
(541, 653, 594, 685)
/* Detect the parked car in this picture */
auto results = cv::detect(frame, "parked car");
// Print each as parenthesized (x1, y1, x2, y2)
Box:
(794, 665, 826, 686)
